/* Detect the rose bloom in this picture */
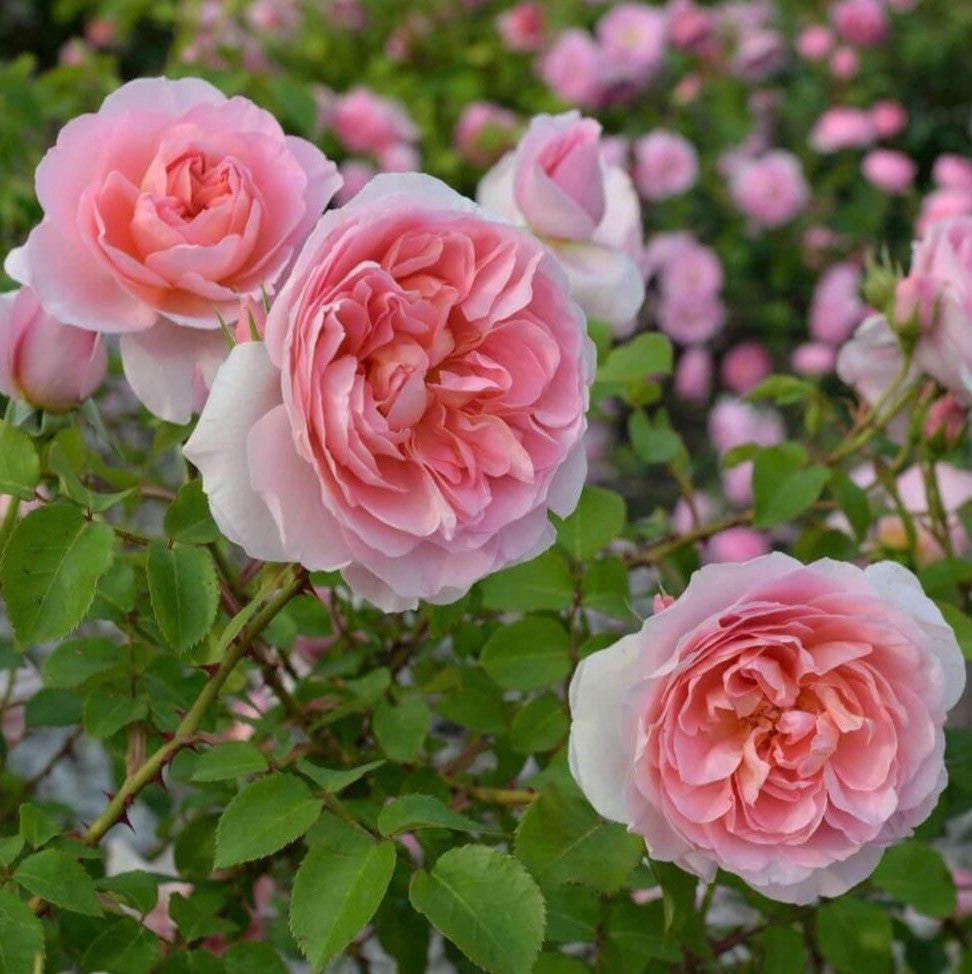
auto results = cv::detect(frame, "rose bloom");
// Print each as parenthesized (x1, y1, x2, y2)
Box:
(595, 3, 667, 86)
(809, 261, 866, 345)
(917, 189, 972, 237)
(657, 292, 726, 345)
(870, 100, 908, 139)
(809, 106, 876, 153)
(184, 174, 594, 611)
(705, 526, 770, 563)
(331, 87, 418, 156)
(829, 45, 860, 79)
(792, 341, 837, 376)
(721, 341, 772, 394)
(477, 111, 645, 332)
(633, 130, 699, 201)
(4, 77, 340, 424)
(862, 149, 916, 195)
(0, 286, 107, 412)
(933, 155, 972, 193)
(796, 25, 834, 60)
(496, 2, 546, 52)
(731, 28, 786, 82)
(569, 553, 965, 903)
(539, 30, 608, 110)
(453, 102, 520, 167)
(674, 346, 713, 402)
(830, 0, 889, 47)
(729, 151, 809, 229)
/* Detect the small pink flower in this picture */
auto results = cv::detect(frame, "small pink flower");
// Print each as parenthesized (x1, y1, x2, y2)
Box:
(924, 393, 965, 446)
(569, 553, 965, 903)
(730, 151, 809, 229)
(185, 174, 594, 611)
(5, 77, 340, 424)
(836, 314, 913, 419)
(796, 25, 834, 60)
(657, 292, 726, 345)
(332, 87, 418, 156)
(595, 3, 667, 86)
(539, 30, 608, 110)
(705, 526, 770, 563)
(674, 346, 713, 402)
(633, 130, 699, 201)
(831, 0, 889, 47)
(497, 2, 546, 52)
(792, 341, 837, 375)
(721, 342, 772, 394)
(870, 100, 908, 139)
(0, 287, 107, 412)
(932, 155, 972, 193)
(377, 143, 421, 174)
(810, 106, 876, 152)
(731, 28, 786, 82)
(667, 1, 718, 54)
(862, 149, 916, 194)
(829, 45, 860, 78)
(809, 262, 866, 345)
(454, 102, 520, 167)
(917, 189, 972, 236)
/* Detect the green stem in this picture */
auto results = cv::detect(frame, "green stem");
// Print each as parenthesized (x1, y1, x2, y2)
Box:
(625, 512, 752, 568)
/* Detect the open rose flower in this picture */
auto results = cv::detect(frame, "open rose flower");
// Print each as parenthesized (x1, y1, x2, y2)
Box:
(5, 76, 341, 423)
(569, 553, 964, 903)
(184, 174, 594, 611)
(477, 111, 644, 333)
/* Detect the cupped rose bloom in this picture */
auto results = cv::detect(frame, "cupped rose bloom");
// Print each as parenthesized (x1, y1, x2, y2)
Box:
(633, 130, 699, 201)
(721, 341, 772, 394)
(331, 87, 418, 156)
(453, 102, 520, 167)
(933, 155, 972, 193)
(809, 107, 876, 153)
(870, 100, 908, 139)
(829, 45, 859, 79)
(809, 262, 866, 345)
(657, 292, 726, 345)
(674, 346, 713, 402)
(796, 25, 834, 60)
(862, 149, 916, 195)
(917, 189, 972, 237)
(539, 30, 608, 110)
(793, 341, 837, 376)
(184, 174, 595, 611)
(595, 3, 667, 86)
(4, 77, 341, 424)
(731, 28, 786, 82)
(729, 151, 809, 229)
(0, 287, 107, 412)
(830, 0, 888, 47)
(569, 553, 965, 903)
(705, 526, 770, 563)
(477, 112, 645, 332)
(497, 2, 546, 52)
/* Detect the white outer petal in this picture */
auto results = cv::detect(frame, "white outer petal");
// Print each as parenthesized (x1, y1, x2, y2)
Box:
(182, 342, 288, 562)
(554, 240, 645, 330)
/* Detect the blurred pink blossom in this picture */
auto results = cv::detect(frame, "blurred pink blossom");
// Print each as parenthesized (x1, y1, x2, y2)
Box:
(792, 341, 837, 375)
(674, 346, 714, 402)
(721, 341, 772, 393)
(497, 2, 546, 51)
(810, 106, 876, 152)
(862, 148, 916, 194)
(729, 150, 809, 228)
(831, 0, 889, 47)
(633, 130, 699, 200)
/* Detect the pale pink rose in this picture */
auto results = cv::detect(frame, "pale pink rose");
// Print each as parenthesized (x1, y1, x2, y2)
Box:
(5, 77, 340, 424)
(705, 526, 770, 562)
(0, 287, 107, 412)
(906, 217, 972, 399)
(334, 160, 378, 205)
(642, 231, 697, 280)
(796, 25, 834, 60)
(246, 0, 299, 34)
(721, 341, 771, 394)
(600, 136, 630, 170)
(497, 2, 546, 52)
(731, 28, 786, 81)
(722, 462, 757, 507)
(708, 396, 785, 456)
(58, 39, 89, 67)
(184, 174, 594, 611)
(660, 241, 723, 298)
(917, 189, 972, 237)
(633, 130, 699, 201)
(377, 142, 421, 173)
(539, 30, 608, 110)
(674, 346, 713, 402)
(454, 102, 520, 167)
(672, 492, 714, 534)
(667, 1, 717, 53)
(793, 342, 837, 375)
(596, 3, 667, 85)
(933, 155, 972, 193)
(894, 463, 972, 559)
(831, 0, 888, 47)
(477, 112, 645, 331)
(809, 106, 876, 152)
(809, 262, 866, 345)
(332, 87, 418, 155)
(870, 100, 908, 139)
(569, 553, 965, 903)
(729, 151, 809, 229)
(951, 867, 972, 919)
(862, 149, 916, 195)
(829, 46, 860, 78)
(924, 393, 965, 447)
(657, 292, 726, 345)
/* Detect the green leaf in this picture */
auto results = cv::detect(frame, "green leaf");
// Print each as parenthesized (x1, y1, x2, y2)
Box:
(480, 549, 574, 613)
(937, 601, 972, 661)
(600, 899, 680, 971)
(759, 926, 807, 974)
(18, 803, 59, 848)
(224, 942, 289, 974)
(830, 471, 871, 542)
(533, 953, 589, 974)
(871, 840, 956, 917)
(0, 836, 24, 867)
(481, 618, 571, 691)
(147, 540, 219, 654)
(747, 375, 815, 405)
(14, 849, 103, 916)
(296, 759, 385, 795)
(0, 890, 44, 974)
(192, 741, 269, 782)
(0, 424, 39, 501)
(98, 871, 161, 915)
(555, 487, 626, 560)
(816, 898, 892, 974)
(598, 333, 673, 384)
(409, 845, 545, 974)
(82, 916, 161, 974)
(1, 504, 115, 646)
(372, 697, 430, 762)
(47, 439, 133, 513)
(164, 480, 221, 544)
(752, 448, 830, 528)
(24, 687, 82, 726)
(41, 637, 121, 688)
(509, 694, 568, 754)
(515, 788, 642, 892)
(378, 795, 495, 836)
(628, 410, 684, 465)
(290, 832, 396, 970)
(581, 557, 634, 621)
(83, 682, 148, 739)
(543, 885, 599, 943)
(214, 773, 322, 868)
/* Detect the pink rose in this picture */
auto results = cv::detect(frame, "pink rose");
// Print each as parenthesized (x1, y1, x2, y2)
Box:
(633, 130, 699, 201)
(731, 28, 786, 81)
(184, 174, 594, 611)
(0, 287, 107, 412)
(595, 3, 667, 86)
(721, 341, 772, 394)
(569, 553, 965, 902)
(496, 2, 546, 52)
(836, 314, 911, 408)
(809, 262, 866, 345)
(730, 151, 809, 229)
(334, 160, 378, 205)
(331, 87, 418, 156)
(870, 100, 908, 139)
(5, 77, 340, 424)
(809, 106, 876, 153)
(705, 526, 770, 563)
(792, 341, 837, 376)
(831, 0, 889, 47)
(453, 102, 520, 167)
(862, 149, 916, 195)
(477, 112, 645, 331)
(917, 189, 972, 236)
(657, 292, 726, 345)
(674, 346, 713, 402)
(539, 30, 608, 110)
(933, 155, 972, 193)
(708, 396, 784, 456)
(830, 46, 859, 77)
(796, 25, 834, 60)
